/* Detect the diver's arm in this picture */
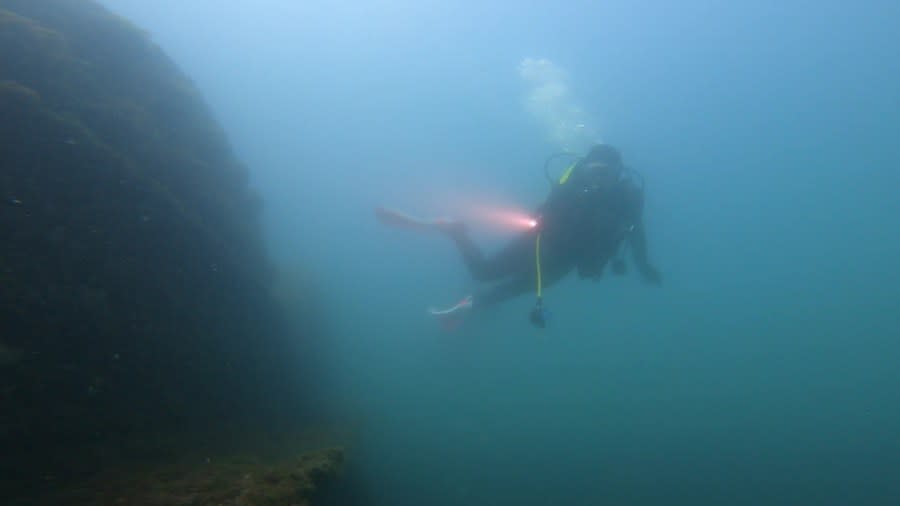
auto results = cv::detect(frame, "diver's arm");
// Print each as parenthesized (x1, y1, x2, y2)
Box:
(626, 188, 662, 285)
(628, 221, 649, 266)
(629, 222, 661, 285)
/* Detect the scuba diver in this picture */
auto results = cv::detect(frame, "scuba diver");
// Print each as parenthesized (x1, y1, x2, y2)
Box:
(375, 143, 662, 329)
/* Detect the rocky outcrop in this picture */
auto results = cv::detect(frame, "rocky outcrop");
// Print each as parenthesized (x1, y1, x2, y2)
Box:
(0, 0, 328, 498)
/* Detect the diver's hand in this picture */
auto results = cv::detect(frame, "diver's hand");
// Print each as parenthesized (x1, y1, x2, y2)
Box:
(639, 264, 662, 286)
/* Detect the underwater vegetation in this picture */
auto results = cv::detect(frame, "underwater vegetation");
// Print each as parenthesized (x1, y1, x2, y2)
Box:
(0, 0, 337, 501)
(34, 432, 346, 506)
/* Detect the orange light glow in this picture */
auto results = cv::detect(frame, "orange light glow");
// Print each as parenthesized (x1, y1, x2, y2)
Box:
(467, 206, 538, 232)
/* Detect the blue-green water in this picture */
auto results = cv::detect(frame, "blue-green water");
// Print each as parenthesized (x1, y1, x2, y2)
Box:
(100, 1, 900, 503)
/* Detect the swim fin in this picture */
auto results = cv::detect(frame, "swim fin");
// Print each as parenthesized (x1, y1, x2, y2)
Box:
(428, 295, 474, 331)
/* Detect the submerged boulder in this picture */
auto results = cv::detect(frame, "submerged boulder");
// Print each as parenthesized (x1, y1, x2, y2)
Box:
(0, 0, 327, 496)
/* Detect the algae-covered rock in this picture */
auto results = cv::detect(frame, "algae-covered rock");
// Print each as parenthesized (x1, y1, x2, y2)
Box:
(0, 0, 328, 499)
(45, 445, 345, 506)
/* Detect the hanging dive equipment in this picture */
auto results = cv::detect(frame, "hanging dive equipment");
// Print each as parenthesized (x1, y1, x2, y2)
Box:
(530, 231, 549, 328)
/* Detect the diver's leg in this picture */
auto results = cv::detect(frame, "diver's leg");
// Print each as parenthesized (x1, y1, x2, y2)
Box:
(428, 263, 573, 328)
(472, 253, 575, 312)
(445, 227, 535, 282)
(442, 225, 493, 281)
(427, 235, 535, 326)
(428, 276, 533, 329)
(472, 276, 535, 312)
(375, 206, 533, 282)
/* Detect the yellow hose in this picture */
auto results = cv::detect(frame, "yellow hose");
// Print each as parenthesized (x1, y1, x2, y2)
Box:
(535, 233, 543, 298)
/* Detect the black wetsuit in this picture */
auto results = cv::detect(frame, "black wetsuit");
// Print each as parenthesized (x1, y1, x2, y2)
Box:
(448, 171, 650, 310)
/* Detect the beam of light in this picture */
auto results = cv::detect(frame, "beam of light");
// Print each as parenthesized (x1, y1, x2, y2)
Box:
(466, 205, 538, 232)
(418, 182, 539, 235)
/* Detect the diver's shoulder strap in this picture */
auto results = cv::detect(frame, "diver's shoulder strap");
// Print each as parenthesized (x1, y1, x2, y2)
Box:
(557, 163, 577, 185)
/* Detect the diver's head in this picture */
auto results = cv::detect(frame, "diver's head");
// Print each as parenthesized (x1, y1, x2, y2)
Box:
(580, 143, 624, 191)
(584, 143, 623, 168)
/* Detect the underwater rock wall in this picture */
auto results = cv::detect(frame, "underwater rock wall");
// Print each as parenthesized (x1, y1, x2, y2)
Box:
(0, 0, 325, 494)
